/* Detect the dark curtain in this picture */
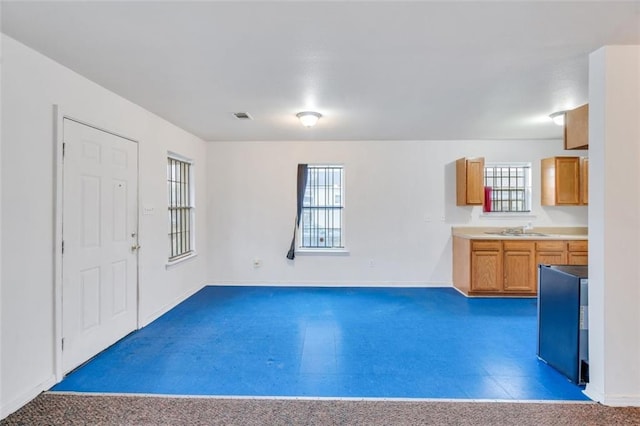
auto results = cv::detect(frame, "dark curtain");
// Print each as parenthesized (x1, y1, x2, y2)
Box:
(286, 164, 308, 259)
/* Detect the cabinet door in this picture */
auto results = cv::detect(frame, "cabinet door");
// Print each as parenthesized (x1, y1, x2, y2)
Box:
(556, 157, 581, 205)
(503, 242, 536, 293)
(536, 241, 568, 266)
(580, 157, 589, 205)
(471, 250, 502, 292)
(568, 252, 588, 265)
(456, 157, 484, 205)
(542, 157, 582, 206)
(466, 158, 485, 205)
(568, 241, 588, 265)
(565, 104, 589, 150)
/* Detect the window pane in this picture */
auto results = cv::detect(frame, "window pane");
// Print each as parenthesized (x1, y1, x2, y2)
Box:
(168, 157, 194, 259)
(483, 164, 531, 213)
(300, 165, 344, 248)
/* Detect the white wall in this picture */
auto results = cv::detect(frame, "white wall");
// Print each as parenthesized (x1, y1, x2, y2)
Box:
(585, 45, 640, 406)
(207, 140, 587, 286)
(0, 28, 611, 418)
(0, 35, 209, 417)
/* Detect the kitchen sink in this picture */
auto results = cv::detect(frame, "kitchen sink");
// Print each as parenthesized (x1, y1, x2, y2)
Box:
(485, 231, 548, 237)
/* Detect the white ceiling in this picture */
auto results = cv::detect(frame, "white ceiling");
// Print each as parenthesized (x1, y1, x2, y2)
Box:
(2, 1, 639, 141)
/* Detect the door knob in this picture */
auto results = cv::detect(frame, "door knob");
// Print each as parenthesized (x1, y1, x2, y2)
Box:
(131, 244, 141, 252)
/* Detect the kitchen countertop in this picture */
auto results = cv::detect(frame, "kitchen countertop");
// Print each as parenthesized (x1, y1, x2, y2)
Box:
(452, 226, 588, 240)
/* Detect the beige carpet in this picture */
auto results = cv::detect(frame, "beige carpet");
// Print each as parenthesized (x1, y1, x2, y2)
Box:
(3, 393, 640, 425)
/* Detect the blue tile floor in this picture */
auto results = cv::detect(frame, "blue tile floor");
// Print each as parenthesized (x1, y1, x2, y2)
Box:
(51, 286, 589, 401)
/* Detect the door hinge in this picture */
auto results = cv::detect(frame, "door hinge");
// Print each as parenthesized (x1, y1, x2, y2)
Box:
(62, 240, 64, 254)
(62, 142, 66, 158)
(61, 338, 65, 351)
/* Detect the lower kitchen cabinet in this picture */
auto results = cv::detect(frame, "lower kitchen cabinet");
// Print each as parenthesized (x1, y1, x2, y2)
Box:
(536, 240, 588, 266)
(503, 241, 537, 293)
(453, 237, 588, 297)
(568, 240, 588, 265)
(470, 241, 503, 292)
(536, 241, 568, 266)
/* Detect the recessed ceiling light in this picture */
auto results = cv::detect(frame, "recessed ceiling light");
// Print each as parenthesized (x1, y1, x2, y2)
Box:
(233, 112, 252, 120)
(296, 111, 322, 127)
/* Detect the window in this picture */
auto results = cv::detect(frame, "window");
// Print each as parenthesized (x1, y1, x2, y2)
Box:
(484, 163, 531, 213)
(300, 165, 344, 248)
(167, 156, 194, 260)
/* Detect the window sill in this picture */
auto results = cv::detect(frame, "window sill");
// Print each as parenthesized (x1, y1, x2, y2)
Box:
(479, 212, 537, 219)
(166, 252, 198, 269)
(295, 248, 350, 256)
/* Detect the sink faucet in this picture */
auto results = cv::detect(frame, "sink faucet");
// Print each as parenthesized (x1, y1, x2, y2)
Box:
(505, 227, 525, 234)
(504, 225, 530, 234)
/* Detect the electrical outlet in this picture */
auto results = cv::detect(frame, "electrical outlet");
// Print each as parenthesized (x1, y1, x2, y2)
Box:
(369, 259, 375, 268)
(253, 258, 262, 268)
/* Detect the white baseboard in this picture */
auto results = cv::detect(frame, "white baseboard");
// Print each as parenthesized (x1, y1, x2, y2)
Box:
(1, 375, 57, 420)
(583, 386, 640, 406)
(206, 281, 452, 288)
(601, 396, 640, 407)
(583, 385, 604, 403)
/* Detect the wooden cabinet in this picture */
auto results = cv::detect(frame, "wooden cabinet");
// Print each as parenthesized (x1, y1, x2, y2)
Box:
(565, 104, 589, 150)
(580, 157, 589, 205)
(536, 241, 567, 266)
(503, 241, 536, 293)
(453, 237, 536, 296)
(456, 157, 484, 205)
(541, 156, 588, 206)
(568, 240, 588, 265)
(535, 241, 569, 289)
(453, 237, 588, 297)
(536, 240, 588, 266)
(470, 241, 502, 292)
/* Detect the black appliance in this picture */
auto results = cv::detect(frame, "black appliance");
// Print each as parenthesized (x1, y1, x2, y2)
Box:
(537, 264, 589, 385)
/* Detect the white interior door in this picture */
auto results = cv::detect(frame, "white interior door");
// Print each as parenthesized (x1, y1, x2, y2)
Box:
(62, 118, 138, 373)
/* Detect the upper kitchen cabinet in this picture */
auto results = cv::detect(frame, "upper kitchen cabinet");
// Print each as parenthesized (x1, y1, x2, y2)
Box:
(541, 156, 588, 206)
(580, 157, 589, 205)
(565, 104, 589, 150)
(456, 157, 484, 205)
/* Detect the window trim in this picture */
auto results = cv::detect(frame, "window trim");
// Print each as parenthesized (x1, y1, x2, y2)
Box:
(295, 247, 350, 255)
(482, 162, 532, 215)
(297, 163, 347, 252)
(167, 152, 196, 263)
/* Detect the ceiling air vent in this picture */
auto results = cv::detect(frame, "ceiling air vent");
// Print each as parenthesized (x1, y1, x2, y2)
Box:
(233, 112, 252, 120)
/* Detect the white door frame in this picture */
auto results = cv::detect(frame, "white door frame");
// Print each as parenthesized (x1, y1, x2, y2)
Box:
(52, 105, 140, 381)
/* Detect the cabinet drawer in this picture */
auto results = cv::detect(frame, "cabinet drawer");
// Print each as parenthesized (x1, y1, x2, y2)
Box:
(471, 241, 501, 251)
(569, 252, 588, 265)
(568, 240, 588, 251)
(503, 241, 534, 251)
(536, 241, 566, 252)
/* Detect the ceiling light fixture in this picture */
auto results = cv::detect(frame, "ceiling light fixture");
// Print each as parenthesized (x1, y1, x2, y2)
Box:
(549, 111, 566, 126)
(296, 111, 322, 127)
